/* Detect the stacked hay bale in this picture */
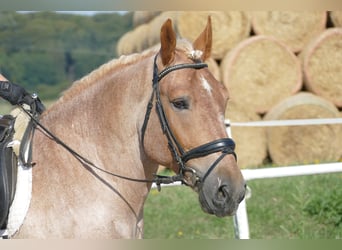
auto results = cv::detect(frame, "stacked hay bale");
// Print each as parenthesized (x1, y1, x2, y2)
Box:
(300, 28, 342, 108)
(117, 11, 251, 61)
(264, 92, 342, 166)
(330, 11, 342, 27)
(117, 11, 179, 56)
(220, 34, 302, 167)
(220, 35, 303, 114)
(176, 11, 251, 60)
(117, 11, 342, 168)
(225, 100, 268, 169)
(221, 11, 342, 167)
(132, 11, 161, 27)
(116, 24, 150, 55)
(250, 11, 327, 53)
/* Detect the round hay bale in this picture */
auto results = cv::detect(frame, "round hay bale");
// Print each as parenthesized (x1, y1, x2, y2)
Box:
(250, 11, 327, 53)
(117, 31, 135, 56)
(132, 11, 161, 27)
(300, 28, 342, 108)
(264, 92, 342, 166)
(330, 11, 342, 27)
(225, 101, 267, 169)
(221, 35, 302, 114)
(146, 11, 179, 48)
(176, 11, 251, 60)
(131, 23, 151, 52)
(205, 57, 221, 82)
(116, 24, 151, 55)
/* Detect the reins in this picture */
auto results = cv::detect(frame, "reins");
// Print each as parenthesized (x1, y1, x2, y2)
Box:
(21, 108, 182, 190)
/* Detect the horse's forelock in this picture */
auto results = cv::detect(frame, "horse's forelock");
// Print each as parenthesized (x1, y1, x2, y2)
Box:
(176, 38, 203, 61)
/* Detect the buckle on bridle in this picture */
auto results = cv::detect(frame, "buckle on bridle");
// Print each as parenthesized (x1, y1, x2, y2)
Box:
(181, 167, 201, 187)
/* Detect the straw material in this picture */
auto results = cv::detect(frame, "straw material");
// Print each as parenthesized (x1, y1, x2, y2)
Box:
(132, 11, 161, 27)
(300, 28, 342, 107)
(116, 30, 134, 55)
(330, 11, 342, 27)
(117, 12, 178, 55)
(176, 11, 251, 60)
(205, 57, 221, 82)
(146, 11, 179, 49)
(264, 92, 342, 166)
(221, 35, 302, 114)
(225, 101, 267, 169)
(116, 24, 150, 56)
(251, 11, 327, 53)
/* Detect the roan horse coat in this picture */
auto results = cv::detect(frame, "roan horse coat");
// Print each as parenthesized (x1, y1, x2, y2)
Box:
(12, 17, 246, 238)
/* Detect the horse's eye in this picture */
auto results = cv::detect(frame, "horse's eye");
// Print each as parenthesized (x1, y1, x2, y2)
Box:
(171, 98, 189, 110)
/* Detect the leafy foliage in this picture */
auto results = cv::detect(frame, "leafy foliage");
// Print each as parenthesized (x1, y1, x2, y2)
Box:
(0, 11, 133, 99)
(304, 188, 342, 227)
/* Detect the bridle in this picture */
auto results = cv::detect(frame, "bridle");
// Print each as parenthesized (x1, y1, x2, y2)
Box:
(141, 54, 237, 188)
(18, 53, 237, 191)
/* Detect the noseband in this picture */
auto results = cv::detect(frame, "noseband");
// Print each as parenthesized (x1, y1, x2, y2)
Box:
(142, 54, 237, 187)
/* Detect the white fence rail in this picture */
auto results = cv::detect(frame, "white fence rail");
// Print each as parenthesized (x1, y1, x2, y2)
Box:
(152, 118, 342, 239)
(229, 117, 342, 239)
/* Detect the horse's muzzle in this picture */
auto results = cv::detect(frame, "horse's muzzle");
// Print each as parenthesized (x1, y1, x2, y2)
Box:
(198, 175, 246, 217)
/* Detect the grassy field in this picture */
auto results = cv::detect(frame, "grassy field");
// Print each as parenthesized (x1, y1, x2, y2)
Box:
(2, 98, 341, 239)
(143, 172, 342, 239)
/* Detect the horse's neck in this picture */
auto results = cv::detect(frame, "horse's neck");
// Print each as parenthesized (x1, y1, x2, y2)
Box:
(45, 57, 151, 136)
(40, 54, 156, 178)
(22, 55, 159, 238)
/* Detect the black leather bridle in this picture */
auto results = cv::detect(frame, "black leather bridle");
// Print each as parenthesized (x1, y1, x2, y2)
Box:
(141, 54, 237, 188)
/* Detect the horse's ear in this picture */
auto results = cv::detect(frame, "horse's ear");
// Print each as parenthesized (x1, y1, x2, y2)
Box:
(193, 16, 212, 61)
(160, 19, 176, 66)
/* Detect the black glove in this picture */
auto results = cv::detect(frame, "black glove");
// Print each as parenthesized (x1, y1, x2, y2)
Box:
(0, 81, 45, 114)
(0, 80, 29, 105)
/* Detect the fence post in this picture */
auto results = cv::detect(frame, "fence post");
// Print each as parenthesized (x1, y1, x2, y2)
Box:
(226, 119, 250, 239)
(233, 198, 250, 239)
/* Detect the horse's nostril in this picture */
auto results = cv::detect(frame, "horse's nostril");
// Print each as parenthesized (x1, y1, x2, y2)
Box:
(216, 185, 229, 201)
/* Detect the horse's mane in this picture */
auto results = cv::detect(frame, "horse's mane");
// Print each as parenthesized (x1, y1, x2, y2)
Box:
(57, 46, 158, 103)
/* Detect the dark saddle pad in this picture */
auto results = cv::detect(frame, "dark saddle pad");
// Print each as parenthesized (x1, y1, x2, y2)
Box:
(0, 115, 17, 229)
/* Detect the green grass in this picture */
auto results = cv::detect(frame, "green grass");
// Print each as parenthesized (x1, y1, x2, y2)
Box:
(143, 173, 342, 239)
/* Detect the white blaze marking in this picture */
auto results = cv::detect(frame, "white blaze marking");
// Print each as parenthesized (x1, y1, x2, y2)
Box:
(217, 177, 222, 187)
(200, 76, 212, 95)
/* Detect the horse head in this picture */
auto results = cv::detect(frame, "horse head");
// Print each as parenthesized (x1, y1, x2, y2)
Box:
(143, 17, 246, 217)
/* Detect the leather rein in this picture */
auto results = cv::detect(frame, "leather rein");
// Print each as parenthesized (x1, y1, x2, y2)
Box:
(22, 53, 237, 191)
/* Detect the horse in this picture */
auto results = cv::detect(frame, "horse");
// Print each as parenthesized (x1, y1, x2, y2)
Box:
(13, 17, 246, 238)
